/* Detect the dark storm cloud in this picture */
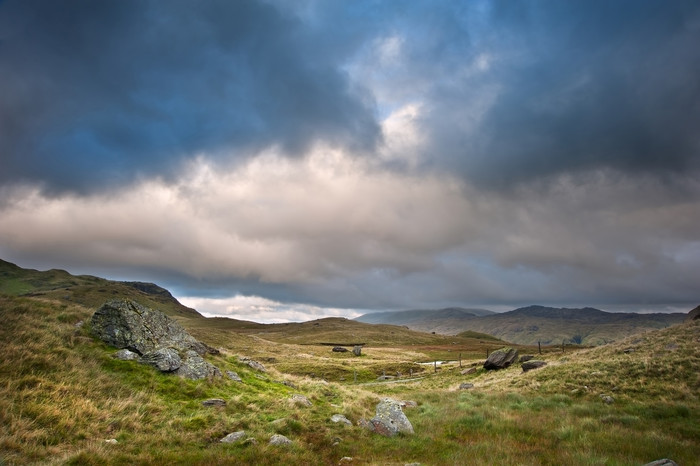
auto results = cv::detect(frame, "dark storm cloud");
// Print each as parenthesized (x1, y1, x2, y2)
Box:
(460, 1, 698, 184)
(0, 0, 379, 192)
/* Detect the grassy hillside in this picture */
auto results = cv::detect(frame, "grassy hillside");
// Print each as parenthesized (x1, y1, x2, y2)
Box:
(1, 261, 698, 464)
(1, 292, 698, 465)
(0, 258, 201, 318)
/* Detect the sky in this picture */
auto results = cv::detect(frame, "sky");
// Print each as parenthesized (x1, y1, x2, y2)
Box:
(1, 0, 699, 321)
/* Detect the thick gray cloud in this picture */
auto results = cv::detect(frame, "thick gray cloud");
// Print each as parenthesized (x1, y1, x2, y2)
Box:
(0, 0, 698, 319)
(0, 0, 379, 193)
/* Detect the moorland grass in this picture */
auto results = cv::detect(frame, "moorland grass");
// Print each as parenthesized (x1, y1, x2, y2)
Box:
(1, 293, 698, 465)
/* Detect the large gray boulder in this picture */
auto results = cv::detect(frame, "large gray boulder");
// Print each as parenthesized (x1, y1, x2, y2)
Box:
(365, 398, 414, 437)
(91, 299, 221, 379)
(484, 347, 519, 370)
(91, 299, 211, 356)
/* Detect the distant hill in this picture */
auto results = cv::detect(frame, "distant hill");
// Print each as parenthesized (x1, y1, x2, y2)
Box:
(356, 304, 686, 346)
(0, 258, 201, 319)
(357, 307, 494, 332)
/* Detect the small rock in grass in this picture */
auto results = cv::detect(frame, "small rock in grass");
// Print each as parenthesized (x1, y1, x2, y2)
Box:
(269, 434, 292, 446)
(521, 360, 547, 372)
(105, 439, 118, 444)
(330, 414, 352, 425)
(600, 394, 615, 404)
(519, 355, 534, 363)
(226, 371, 243, 382)
(399, 400, 418, 409)
(459, 383, 474, 390)
(291, 394, 312, 407)
(333, 346, 349, 352)
(643, 460, 679, 466)
(339, 457, 353, 463)
(460, 367, 476, 375)
(202, 398, 226, 407)
(220, 431, 246, 443)
(353, 345, 362, 356)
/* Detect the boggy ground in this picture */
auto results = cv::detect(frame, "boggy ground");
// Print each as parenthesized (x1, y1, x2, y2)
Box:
(1, 294, 698, 465)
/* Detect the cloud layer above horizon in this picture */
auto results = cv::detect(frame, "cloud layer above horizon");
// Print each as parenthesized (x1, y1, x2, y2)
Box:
(1, 0, 699, 319)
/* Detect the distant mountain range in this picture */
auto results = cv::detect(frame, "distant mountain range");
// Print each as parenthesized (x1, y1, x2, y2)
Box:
(356, 305, 687, 345)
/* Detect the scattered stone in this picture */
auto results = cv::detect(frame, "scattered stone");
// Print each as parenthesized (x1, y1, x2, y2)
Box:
(483, 347, 519, 370)
(242, 437, 257, 446)
(239, 357, 266, 372)
(332, 346, 349, 352)
(623, 348, 636, 354)
(339, 457, 353, 463)
(226, 371, 243, 382)
(366, 398, 414, 437)
(91, 299, 211, 356)
(521, 360, 547, 372)
(202, 398, 227, 407)
(74, 321, 84, 329)
(600, 394, 615, 404)
(460, 367, 476, 375)
(282, 380, 298, 389)
(113, 349, 139, 361)
(269, 434, 292, 446)
(291, 394, 312, 407)
(140, 347, 181, 372)
(399, 400, 418, 409)
(459, 383, 474, 390)
(220, 431, 246, 443)
(176, 350, 222, 380)
(644, 460, 679, 466)
(353, 345, 362, 356)
(330, 414, 352, 426)
(519, 355, 534, 363)
(104, 439, 118, 444)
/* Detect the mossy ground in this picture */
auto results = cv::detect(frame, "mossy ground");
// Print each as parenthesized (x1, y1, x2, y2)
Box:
(1, 294, 698, 465)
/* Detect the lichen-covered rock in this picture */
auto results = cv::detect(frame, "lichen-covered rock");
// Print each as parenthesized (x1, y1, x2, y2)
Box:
(483, 347, 519, 370)
(140, 347, 181, 372)
(269, 434, 292, 446)
(368, 398, 414, 437)
(176, 350, 222, 380)
(521, 360, 547, 372)
(459, 383, 474, 390)
(353, 345, 362, 356)
(91, 299, 210, 355)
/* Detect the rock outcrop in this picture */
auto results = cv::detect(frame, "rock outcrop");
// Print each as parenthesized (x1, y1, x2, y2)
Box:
(362, 398, 414, 437)
(686, 305, 700, 321)
(483, 347, 519, 370)
(91, 299, 221, 380)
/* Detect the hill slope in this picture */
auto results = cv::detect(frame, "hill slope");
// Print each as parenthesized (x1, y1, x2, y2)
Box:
(0, 258, 201, 318)
(358, 304, 685, 345)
